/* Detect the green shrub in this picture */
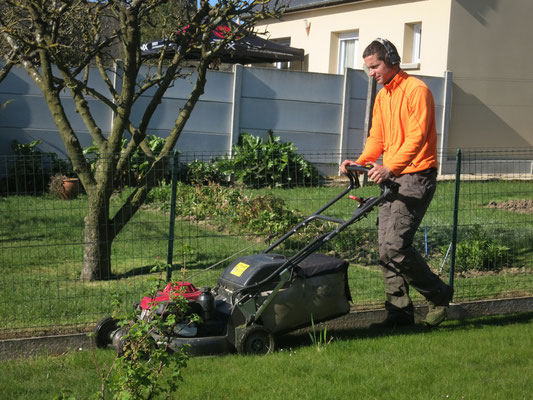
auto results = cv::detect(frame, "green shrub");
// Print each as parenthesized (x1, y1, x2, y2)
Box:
(91, 261, 193, 399)
(180, 131, 320, 188)
(183, 159, 229, 185)
(83, 134, 168, 187)
(225, 131, 319, 187)
(145, 181, 382, 259)
(232, 193, 300, 236)
(282, 223, 378, 263)
(449, 225, 514, 272)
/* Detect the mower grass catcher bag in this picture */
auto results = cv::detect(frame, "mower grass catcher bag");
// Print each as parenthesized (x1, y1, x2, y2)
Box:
(217, 252, 351, 334)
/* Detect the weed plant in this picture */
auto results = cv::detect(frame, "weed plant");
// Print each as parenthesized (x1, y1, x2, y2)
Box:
(89, 261, 194, 399)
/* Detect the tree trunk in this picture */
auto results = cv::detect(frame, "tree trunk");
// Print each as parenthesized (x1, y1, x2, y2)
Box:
(80, 190, 113, 281)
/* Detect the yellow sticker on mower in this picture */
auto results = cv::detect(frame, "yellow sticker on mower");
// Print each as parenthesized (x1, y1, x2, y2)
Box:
(230, 262, 251, 277)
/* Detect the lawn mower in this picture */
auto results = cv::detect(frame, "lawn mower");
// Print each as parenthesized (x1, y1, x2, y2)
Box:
(93, 165, 398, 355)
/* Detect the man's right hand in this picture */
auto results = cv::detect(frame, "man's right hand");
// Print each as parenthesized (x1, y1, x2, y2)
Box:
(340, 159, 357, 175)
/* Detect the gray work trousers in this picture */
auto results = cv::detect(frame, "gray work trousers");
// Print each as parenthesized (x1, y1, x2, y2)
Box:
(378, 168, 451, 315)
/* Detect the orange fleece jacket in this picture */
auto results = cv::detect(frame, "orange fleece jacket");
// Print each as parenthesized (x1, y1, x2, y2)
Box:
(355, 70, 438, 176)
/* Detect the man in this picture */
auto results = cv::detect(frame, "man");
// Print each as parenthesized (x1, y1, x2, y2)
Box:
(340, 38, 453, 328)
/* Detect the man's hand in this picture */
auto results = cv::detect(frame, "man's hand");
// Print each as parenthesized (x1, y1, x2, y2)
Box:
(339, 159, 357, 175)
(368, 162, 393, 184)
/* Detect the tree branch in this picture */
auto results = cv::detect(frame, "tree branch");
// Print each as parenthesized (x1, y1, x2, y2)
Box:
(0, 52, 16, 82)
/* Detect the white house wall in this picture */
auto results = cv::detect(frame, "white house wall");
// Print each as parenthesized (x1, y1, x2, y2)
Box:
(255, 0, 453, 77)
(446, 0, 533, 151)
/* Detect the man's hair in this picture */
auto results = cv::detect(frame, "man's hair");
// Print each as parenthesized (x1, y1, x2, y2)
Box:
(363, 39, 400, 66)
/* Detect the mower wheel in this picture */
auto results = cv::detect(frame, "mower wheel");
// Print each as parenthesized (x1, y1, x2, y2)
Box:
(94, 316, 118, 348)
(236, 325, 275, 355)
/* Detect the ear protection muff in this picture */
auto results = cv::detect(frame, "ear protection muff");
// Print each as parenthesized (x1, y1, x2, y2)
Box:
(376, 38, 401, 66)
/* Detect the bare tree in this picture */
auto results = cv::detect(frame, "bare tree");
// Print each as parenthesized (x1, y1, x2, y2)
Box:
(0, 0, 284, 281)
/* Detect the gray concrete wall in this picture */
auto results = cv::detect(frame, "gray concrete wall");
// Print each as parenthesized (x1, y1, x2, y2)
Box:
(0, 64, 449, 172)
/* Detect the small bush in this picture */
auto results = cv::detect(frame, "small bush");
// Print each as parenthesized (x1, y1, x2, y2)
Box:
(91, 261, 194, 399)
(232, 193, 300, 236)
(145, 181, 382, 259)
(283, 224, 378, 264)
(83, 134, 169, 188)
(180, 131, 320, 188)
(448, 225, 514, 272)
(225, 131, 320, 188)
(183, 159, 229, 185)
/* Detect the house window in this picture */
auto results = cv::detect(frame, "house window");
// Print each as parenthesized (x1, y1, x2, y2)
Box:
(403, 22, 422, 66)
(337, 31, 359, 74)
(412, 23, 422, 63)
(271, 38, 291, 70)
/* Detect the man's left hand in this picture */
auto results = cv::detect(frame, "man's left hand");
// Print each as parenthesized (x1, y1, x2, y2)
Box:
(368, 162, 393, 184)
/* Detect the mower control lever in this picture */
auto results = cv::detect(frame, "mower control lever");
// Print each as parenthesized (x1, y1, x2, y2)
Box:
(349, 195, 364, 204)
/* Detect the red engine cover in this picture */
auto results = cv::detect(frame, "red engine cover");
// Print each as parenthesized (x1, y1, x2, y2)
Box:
(140, 282, 201, 310)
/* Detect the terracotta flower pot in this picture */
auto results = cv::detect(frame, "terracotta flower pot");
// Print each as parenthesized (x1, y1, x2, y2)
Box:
(60, 178, 80, 200)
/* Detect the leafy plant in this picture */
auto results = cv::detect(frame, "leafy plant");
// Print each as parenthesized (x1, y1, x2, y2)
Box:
(145, 180, 379, 258)
(448, 225, 514, 272)
(91, 259, 197, 399)
(280, 223, 378, 264)
(180, 131, 320, 188)
(232, 193, 300, 236)
(83, 135, 169, 188)
(183, 159, 229, 185)
(226, 131, 320, 188)
(146, 182, 301, 238)
(130, 136, 167, 181)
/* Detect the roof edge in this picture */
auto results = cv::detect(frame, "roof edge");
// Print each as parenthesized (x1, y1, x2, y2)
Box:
(282, 0, 370, 13)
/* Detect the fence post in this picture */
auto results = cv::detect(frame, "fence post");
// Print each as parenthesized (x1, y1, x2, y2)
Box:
(438, 70, 453, 175)
(338, 68, 353, 166)
(229, 64, 243, 156)
(361, 76, 377, 185)
(449, 148, 461, 289)
(166, 151, 179, 282)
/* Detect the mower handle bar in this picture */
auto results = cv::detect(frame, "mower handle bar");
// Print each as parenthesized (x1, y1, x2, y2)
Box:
(342, 164, 372, 189)
(262, 164, 397, 255)
(345, 164, 372, 174)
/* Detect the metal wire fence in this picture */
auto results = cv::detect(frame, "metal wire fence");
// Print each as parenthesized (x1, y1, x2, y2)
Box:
(0, 148, 532, 337)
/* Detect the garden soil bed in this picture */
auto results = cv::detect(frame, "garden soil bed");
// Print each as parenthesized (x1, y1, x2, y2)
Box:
(487, 199, 533, 213)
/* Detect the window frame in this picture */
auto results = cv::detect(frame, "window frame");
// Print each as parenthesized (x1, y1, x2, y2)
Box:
(271, 37, 292, 70)
(337, 31, 359, 74)
(412, 23, 422, 63)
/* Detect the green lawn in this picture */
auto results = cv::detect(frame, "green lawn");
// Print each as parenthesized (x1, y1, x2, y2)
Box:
(0, 179, 531, 335)
(2, 313, 532, 400)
